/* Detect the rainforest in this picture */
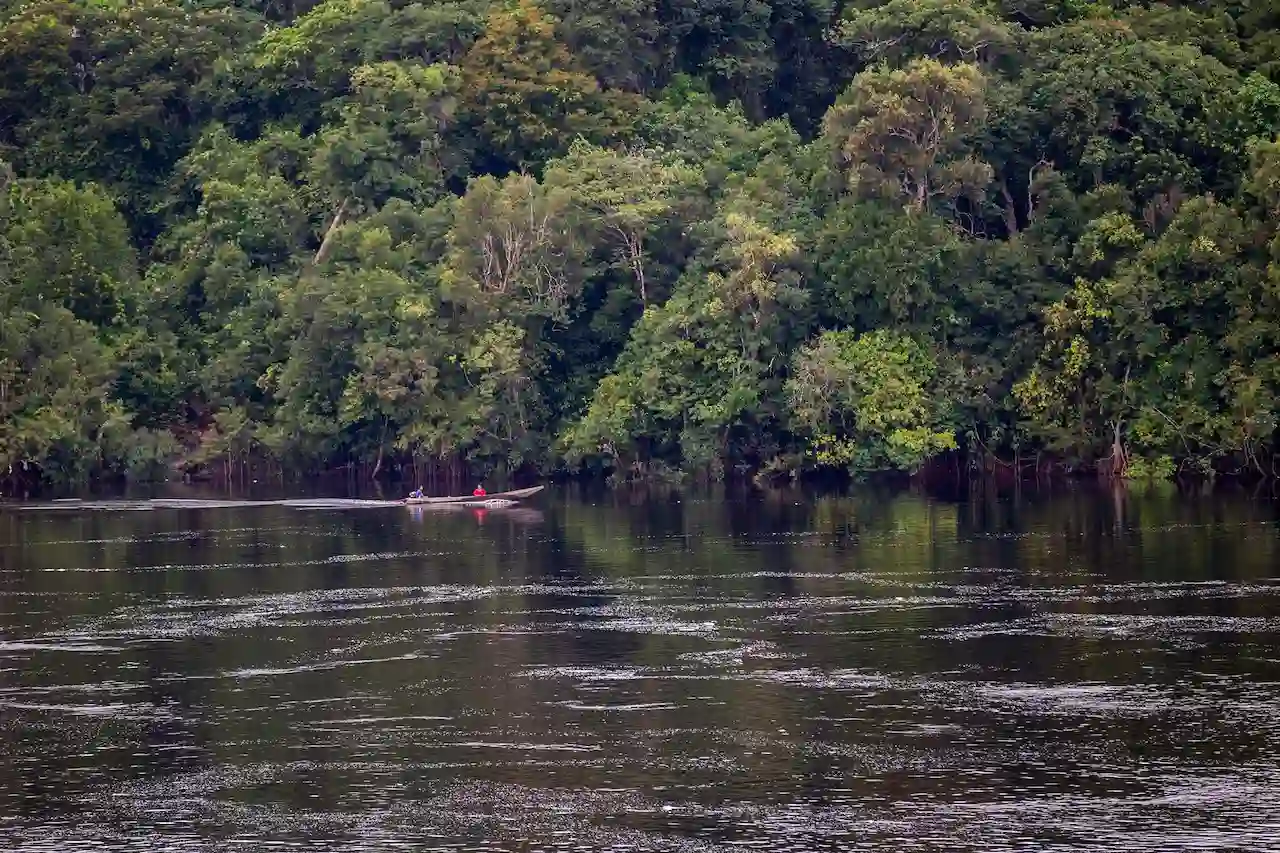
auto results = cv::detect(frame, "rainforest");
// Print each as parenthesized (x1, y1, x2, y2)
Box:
(1, 0, 1279, 491)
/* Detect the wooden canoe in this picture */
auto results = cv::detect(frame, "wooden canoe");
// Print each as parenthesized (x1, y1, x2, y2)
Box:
(403, 485, 544, 505)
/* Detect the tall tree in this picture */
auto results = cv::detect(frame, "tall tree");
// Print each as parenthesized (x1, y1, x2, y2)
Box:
(458, 0, 643, 172)
(786, 329, 957, 473)
(822, 58, 992, 215)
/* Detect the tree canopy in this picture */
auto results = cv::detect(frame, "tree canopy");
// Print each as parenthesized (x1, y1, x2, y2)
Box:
(2, 0, 1280, 490)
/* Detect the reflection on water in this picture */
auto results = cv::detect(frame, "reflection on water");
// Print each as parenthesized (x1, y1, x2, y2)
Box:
(1, 484, 1279, 851)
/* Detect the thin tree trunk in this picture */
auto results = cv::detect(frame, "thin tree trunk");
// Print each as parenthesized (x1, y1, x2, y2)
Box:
(630, 235, 646, 306)
(999, 180, 1019, 236)
(313, 197, 350, 266)
(1109, 420, 1127, 478)
(371, 417, 388, 480)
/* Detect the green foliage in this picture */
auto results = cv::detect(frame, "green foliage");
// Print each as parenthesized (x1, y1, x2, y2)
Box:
(0, 301, 121, 483)
(1124, 453, 1176, 482)
(440, 171, 586, 322)
(218, 0, 484, 135)
(1, 177, 138, 325)
(786, 329, 957, 473)
(543, 139, 706, 306)
(1015, 21, 1242, 203)
(0, 0, 264, 241)
(0, 177, 145, 483)
(560, 193, 808, 474)
(313, 60, 464, 208)
(823, 58, 993, 212)
(830, 0, 1019, 69)
(814, 197, 967, 329)
(4, 0, 1280, 490)
(458, 0, 644, 172)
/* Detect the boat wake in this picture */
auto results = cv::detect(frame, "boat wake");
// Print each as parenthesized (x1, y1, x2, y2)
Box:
(8, 486, 546, 513)
(11, 498, 405, 512)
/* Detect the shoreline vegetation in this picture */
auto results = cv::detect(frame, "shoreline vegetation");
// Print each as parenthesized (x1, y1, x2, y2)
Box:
(2, 0, 1280, 496)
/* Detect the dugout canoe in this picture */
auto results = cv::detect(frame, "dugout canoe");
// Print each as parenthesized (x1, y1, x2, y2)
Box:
(402, 485, 545, 505)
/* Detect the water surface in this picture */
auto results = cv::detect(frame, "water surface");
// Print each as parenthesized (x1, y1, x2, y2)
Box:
(2, 485, 1279, 851)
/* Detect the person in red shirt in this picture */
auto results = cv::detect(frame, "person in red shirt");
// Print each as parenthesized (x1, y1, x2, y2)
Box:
(472, 485, 486, 497)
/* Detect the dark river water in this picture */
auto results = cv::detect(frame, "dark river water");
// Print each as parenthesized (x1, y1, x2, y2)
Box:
(2, 483, 1280, 851)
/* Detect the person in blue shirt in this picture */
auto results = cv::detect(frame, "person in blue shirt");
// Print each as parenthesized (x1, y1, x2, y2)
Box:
(409, 487, 424, 499)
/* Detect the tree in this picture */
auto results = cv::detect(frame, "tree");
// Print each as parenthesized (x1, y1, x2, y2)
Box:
(1013, 275, 1138, 473)
(1012, 21, 1241, 206)
(7, 0, 1280, 490)
(0, 177, 138, 326)
(1012, 207, 1147, 472)
(0, 0, 263, 241)
(227, 0, 395, 131)
(814, 196, 969, 330)
(786, 329, 957, 473)
(0, 178, 137, 484)
(0, 303, 124, 486)
(310, 61, 463, 261)
(560, 190, 807, 475)
(829, 0, 1019, 70)
(543, 139, 704, 306)
(544, 0, 663, 92)
(439, 172, 587, 323)
(822, 58, 992, 213)
(458, 0, 642, 172)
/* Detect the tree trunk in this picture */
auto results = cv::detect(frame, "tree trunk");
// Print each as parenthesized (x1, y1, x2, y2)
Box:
(614, 226, 647, 306)
(371, 417, 389, 480)
(999, 180, 1019, 236)
(1109, 420, 1127, 478)
(313, 196, 350, 266)
(631, 235, 646, 306)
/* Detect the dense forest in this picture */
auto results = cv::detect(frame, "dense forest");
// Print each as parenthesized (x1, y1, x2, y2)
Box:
(1, 0, 1279, 491)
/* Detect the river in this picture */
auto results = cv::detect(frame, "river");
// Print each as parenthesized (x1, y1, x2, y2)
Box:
(1, 483, 1278, 851)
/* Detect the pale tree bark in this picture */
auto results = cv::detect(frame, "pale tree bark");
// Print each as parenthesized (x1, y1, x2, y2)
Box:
(612, 224, 647, 306)
(313, 196, 350, 266)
